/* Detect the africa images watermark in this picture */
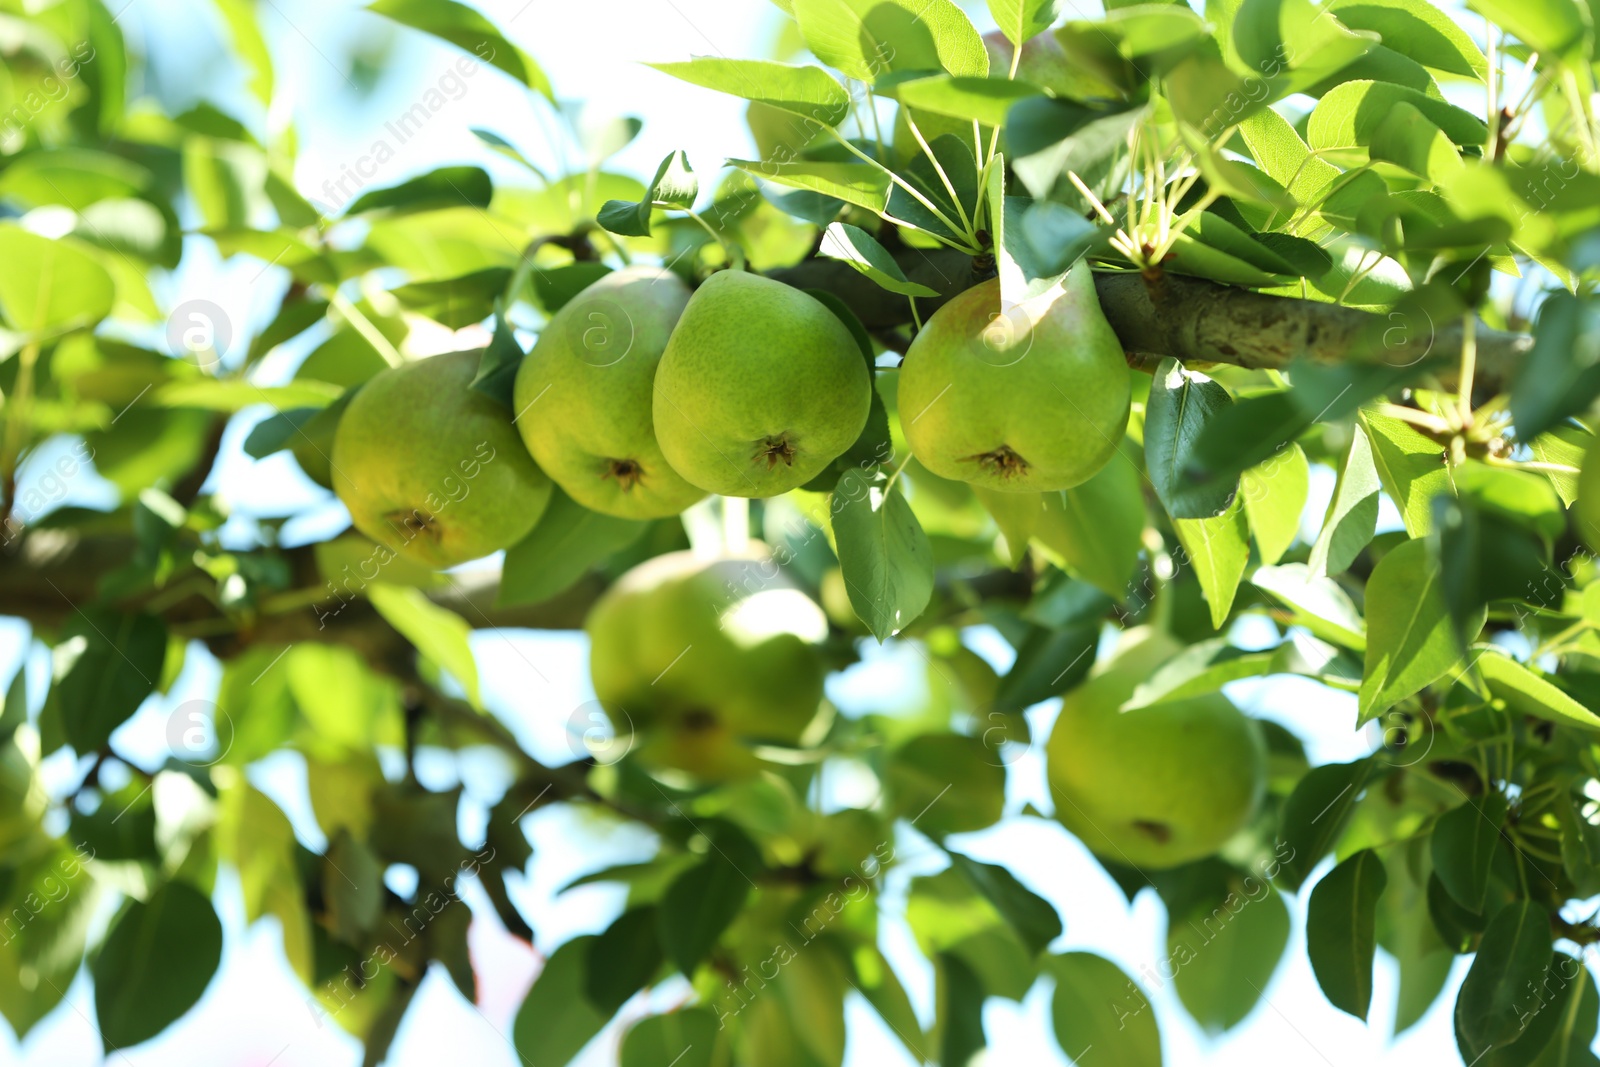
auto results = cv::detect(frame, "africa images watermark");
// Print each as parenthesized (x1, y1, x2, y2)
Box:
(0, 40, 96, 149)
(307, 842, 497, 1027)
(0, 842, 96, 947)
(710, 838, 897, 1029)
(310, 42, 497, 216)
(1109, 842, 1296, 1031)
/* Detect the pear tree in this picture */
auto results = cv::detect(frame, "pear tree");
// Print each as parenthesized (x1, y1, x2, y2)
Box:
(1, 0, 1600, 1065)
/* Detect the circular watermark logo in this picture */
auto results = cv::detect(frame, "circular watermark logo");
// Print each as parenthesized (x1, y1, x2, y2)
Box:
(979, 710, 1036, 767)
(976, 303, 1035, 368)
(565, 297, 635, 368)
(1370, 707, 1435, 768)
(166, 300, 233, 370)
(164, 698, 234, 767)
(566, 701, 634, 765)
(1378, 304, 1435, 369)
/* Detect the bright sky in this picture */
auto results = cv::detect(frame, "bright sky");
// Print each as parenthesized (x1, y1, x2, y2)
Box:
(0, 1, 1562, 1065)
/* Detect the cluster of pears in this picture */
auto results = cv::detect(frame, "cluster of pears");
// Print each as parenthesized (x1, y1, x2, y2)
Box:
(333, 266, 872, 568)
(331, 257, 1132, 569)
(584, 548, 829, 780)
(1047, 627, 1266, 868)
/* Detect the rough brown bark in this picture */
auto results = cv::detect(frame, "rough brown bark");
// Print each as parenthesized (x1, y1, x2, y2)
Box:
(776, 249, 1529, 389)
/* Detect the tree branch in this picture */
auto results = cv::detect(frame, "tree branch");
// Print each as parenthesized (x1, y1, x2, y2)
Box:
(0, 251, 1534, 664)
(776, 249, 1532, 391)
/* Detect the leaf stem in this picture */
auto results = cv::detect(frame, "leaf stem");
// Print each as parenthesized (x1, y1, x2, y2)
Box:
(904, 111, 972, 233)
(328, 289, 403, 368)
(828, 130, 974, 247)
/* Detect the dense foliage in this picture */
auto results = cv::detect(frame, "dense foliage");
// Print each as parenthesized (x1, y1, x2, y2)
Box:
(2, 0, 1600, 1063)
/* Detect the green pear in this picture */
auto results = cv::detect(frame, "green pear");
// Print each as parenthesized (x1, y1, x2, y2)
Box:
(1046, 627, 1266, 869)
(653, 270, 870, 497)
(513, 267, 706, 519)
(332, 350, 552, 569)
(586, 549, 827, 780)
(899, 266, 1130, 492)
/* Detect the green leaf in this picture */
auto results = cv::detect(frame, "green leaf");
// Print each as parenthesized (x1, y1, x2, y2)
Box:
(1376, 844, 1455, 1037)
(988, 0, 1057, 45)
(1370, 103, 1465, 184)
(213, 0, 274, 104)
(1511, 294, 1600, 444)
(469, 310, 524, 409)
(55, 609, 167, 753)
(71, 780, 158, 862)
(1431, 793, 1509, 913)
(842, 941, 925, 1061)
(345, 165, 493, 216)
(1167, 882, 1291, 1033)
(1326, 0, 1488, 79)
(936, 952, 987, 1065)
(994, 620, 1100, 711)
(728, 159, 891, 215)
(1307, 80, 1486, 155)
(0, 224, 116, 335)
(1308, 423, 1380, 577)
(598, 151, 697, 238)
(974, 486, 1041, 567)
(886, 734, 1006, 836)
(1125, 641, 1278, 709)
(832, 470, 935, 640)
(1241, 443, 1308, 565)
(366, 583, 480, 708)
(0, 847, 97, 1038)
(650, 59, 851, 126)
(1145, 359, 1238, 520)
(390, 267, 509, 329)
(1049, 953, 1161, 1067)
(1276, 758, 1373, 891)
(512, 936, 609, 1067)
(150, 377, 342, 412)
(658, 824, 762, 976)
(894, 75, 1042, 127)
(1361, 408, 1453, 537)
(948, 850, 1063, 957)
(1465, 0, 1589, 60)
(1174, 494, 1251, 630)
(92, 882, 223, 1049)
(366, 0, 553, 96)
(1034, 452, 1145, 600)
(1523, 422, 1587, 508)
(1476, 649, 1600, 732)
(586, 907, 664, 1014)
(1252, 564, 1368, 650)
(1307, 849, 1387, 1020)
(819, 223, 940, 297)
(1358, 537, 1476, 724)
(792, 0, 988, 82)
(1523, 961, 1599, 1067)
(1008, 99, 1146, 200)
(1234, 0, 1378, 96)
(1456, 902, 1554, 1061)
(499, 489, 649, 608)
(1238, 107, 1341, 220)
(620, 1009, 720, 1067)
